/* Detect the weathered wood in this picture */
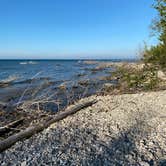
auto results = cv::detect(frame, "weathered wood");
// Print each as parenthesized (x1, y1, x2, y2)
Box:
(0, 101, 6, 107)
(0, 118, 24, 136)
(0, 99, 96, 152)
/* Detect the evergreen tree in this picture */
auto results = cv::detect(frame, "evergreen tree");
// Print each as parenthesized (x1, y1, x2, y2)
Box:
(144, 0, 166, 69)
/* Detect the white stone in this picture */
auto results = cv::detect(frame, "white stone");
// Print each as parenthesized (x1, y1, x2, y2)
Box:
(21, 161, 26, 166)
(139, 161, 150, 166)
(157, 70, 166, 81)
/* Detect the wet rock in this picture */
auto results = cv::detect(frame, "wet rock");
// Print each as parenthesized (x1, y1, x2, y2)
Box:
(83, 60, 98, 65)
(39, 102, 59, 112)
(78, 80, 89, 87)
(58, 83, 67, 90)
(102, 83, 117, 92)
(91, 67, 105, 73)
(0, 83, 10, 88)
(72, 85, 79, 89)
(76, 73, 86, 77)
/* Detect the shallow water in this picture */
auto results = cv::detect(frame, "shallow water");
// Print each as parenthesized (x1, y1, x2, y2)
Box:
(0, 60, 122, 111)
(0, 60, 108, 83)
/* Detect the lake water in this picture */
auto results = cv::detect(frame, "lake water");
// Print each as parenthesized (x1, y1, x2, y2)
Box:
(0, 59, 124, 111)
(0, 60, 112, 82)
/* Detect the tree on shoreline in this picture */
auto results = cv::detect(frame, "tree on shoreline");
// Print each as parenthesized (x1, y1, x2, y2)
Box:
(144, 0, 166, 69)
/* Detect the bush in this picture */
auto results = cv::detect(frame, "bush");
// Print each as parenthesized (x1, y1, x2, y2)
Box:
(143, 44, 166, 69)
(113, 65, 159, 91)
(143, 0, 166, 70)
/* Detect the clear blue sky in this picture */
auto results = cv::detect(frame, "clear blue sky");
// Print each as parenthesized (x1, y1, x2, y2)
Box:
(0, 0, 157, 59)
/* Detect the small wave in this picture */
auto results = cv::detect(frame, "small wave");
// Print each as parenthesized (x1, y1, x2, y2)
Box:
(20, 62, 28, 65)
(28, 61, 38, 64)
(19, 61, 38, 65)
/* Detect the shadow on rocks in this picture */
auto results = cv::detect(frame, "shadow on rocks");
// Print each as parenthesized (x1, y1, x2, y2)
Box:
(54, 120, 165, 165)
(0, 110, 165, 166)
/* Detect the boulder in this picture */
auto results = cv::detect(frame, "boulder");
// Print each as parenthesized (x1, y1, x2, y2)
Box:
(157, 70, 166, 81)
(103, 83, 116, 91)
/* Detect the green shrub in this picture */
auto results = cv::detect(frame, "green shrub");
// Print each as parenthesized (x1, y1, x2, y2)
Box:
(144, 44, 166, 69)
(143, 0, 166, 70)
(115, 65, 159, 91)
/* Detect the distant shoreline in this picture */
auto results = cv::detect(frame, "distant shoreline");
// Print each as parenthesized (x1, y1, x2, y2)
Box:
(0, 58, 140, 61)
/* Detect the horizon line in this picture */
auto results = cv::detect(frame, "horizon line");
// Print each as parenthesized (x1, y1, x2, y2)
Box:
(0, 58, 140, 60)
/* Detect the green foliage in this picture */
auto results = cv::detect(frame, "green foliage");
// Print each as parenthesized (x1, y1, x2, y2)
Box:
(143, 0, 166, 69)
(152, 0, 166, 43)
(144, 44, 166, 69)
(123, 67, 158, 90)
(114, 65, 159, 91)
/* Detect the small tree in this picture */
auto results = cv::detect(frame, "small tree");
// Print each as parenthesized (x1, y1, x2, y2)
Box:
(144, 0, 166, 69)
(153, 0, 166, 44)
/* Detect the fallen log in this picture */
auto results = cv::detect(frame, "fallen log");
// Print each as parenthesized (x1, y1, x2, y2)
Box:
(0, 99, 97, 152)
(0, 101, 7, 107)
(0, 118, 24, 136)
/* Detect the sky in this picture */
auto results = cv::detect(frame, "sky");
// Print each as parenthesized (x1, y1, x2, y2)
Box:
(0, 0, 157, 59)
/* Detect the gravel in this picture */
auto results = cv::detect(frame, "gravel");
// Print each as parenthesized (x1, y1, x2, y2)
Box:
(0, 90, 166, 165)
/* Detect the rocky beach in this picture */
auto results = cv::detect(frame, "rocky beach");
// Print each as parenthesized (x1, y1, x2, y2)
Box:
(1, 0, 166, 165)
(0, 90, 166, 165)
(0, 60, 166, 165)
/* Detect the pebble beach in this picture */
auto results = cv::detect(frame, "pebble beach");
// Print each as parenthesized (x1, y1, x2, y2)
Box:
(0, 90, 166, 165)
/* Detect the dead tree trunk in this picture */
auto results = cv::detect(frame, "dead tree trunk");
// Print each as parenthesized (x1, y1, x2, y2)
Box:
(0, 99, 96, 152)
(0, 118, 24, 136)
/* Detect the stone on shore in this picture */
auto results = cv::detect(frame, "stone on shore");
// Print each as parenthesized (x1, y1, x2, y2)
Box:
(0, 90, 166, 165)
(157, 70, 166, 81)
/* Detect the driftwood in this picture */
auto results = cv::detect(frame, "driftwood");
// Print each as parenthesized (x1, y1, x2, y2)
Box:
(0, 99, 96, 152)
(0, 118, 24, 136)
(0, 102, 7, 110)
